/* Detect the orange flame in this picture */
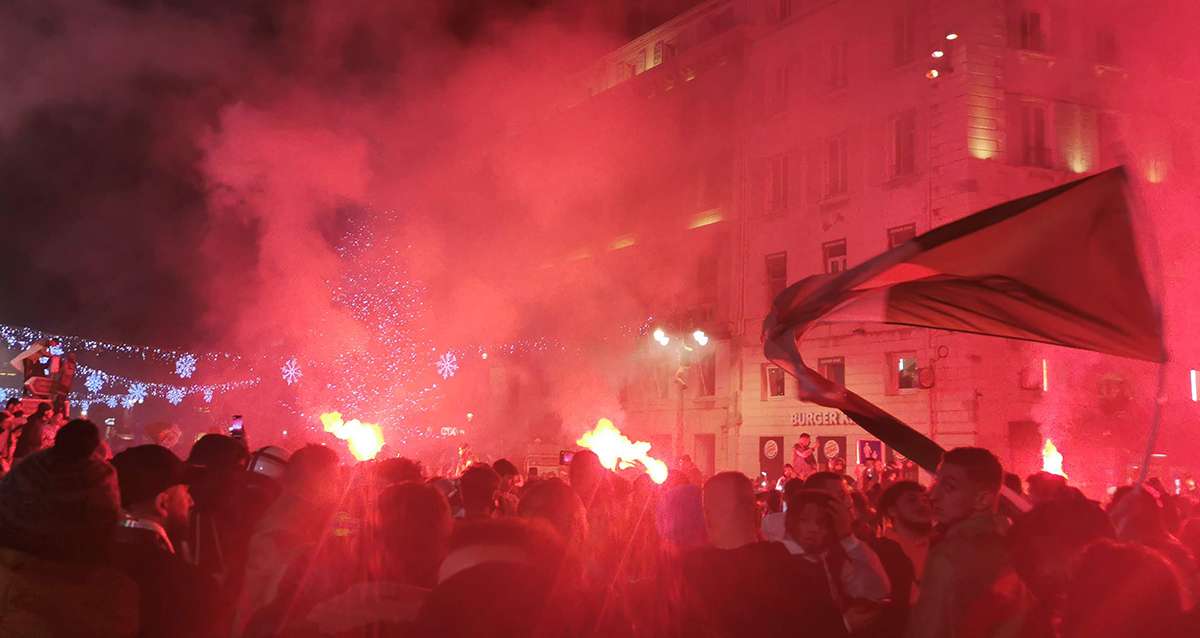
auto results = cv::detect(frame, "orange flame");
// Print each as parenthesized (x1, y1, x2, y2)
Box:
(1042, 438, 1067, 478)
(320, 412, 385, 461)
(576, 418, 669, 484)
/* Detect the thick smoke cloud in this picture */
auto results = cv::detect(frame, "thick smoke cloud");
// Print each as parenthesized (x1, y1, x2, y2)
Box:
(0, 0, 703, 448)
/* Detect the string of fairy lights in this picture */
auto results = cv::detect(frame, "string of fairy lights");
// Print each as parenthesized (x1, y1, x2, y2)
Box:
(0, 206, 659, 426)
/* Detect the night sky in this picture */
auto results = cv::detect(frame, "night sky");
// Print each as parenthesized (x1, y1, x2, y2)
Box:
(0, 0, 613, 348)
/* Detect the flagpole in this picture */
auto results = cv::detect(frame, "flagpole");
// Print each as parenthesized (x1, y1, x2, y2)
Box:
(1136, 362, 1168, 484)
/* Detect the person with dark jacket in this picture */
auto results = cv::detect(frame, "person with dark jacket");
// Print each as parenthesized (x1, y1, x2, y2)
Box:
(185, 433, 280, 635)
(12, 402, 51, 461)
(110, 444, 219, 638)
(0, 419, 138, 637)
(681, 472, 846, 638)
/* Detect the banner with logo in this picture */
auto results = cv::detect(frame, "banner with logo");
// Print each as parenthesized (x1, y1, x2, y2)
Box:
(816, 435, 848, 472)
(885, 445, 920, 482)
(759, 436, 784, 482)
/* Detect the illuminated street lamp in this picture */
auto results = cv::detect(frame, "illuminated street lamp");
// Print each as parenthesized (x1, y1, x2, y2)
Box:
(649, 326, 711, 461)
(652, 327, 709, 349)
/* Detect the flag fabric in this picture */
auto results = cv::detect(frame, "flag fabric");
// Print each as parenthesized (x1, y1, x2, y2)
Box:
(763, 167, 1163, 473)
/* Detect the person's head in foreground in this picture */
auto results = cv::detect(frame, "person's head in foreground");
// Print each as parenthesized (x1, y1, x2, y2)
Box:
(702, 472, 758, 550)
(1060, 539, 1186, 638)
(111, 444, 193, 544)
(929, 447, 1002, 527)
(0, 419, 118, 563)
(1008, 497, 1114, 602)
(785, 489, 839, 554)
(378, 481, 452, 588)
(460, 463, 501, 520)
(878, 480, 933, 534)
(517, 477, 589, 551)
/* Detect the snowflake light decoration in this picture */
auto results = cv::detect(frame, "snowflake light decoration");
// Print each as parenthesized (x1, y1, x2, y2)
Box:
(80, 401, 90, 414)
(122, 396, 137, 409)
(436, 352, 459, 379)
(127, 383, 148, 404)
(166, 387, 185, 406)
(48, 344, 64, 356)
(175, 354, 197, 379)
(105, 396, 118, 408)
(85, 371, 104, 394)
(203, 389, 213, 404)
(281, 357, 303, 385)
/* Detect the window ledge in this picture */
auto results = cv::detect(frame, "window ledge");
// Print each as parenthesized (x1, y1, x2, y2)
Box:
(883, 173, 921, 189)
(1015, 165, 1062, 181)
(818, 194, 851, 209)
(1016, 49, 1056, 66)
(1093, 63, 1126, 78)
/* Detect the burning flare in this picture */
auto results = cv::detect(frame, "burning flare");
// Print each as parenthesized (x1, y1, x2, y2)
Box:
(576, 418, 669, 484)
(320, 412, 385, 461)
(1042, 438, 1068, 478)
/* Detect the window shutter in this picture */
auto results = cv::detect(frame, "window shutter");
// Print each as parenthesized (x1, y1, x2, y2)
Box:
(869, 117, 888, 185)
(806, 144, 822, 204)
(1054, 101, 1077, 171)
(846, 128, 861, 195)
(1005, 0, 1021, 48)
(1080, 106, 1099, 172)
(1005, 94, 1023, 166)
(788, 147, 803, 211)
(751, 159, 768, 217)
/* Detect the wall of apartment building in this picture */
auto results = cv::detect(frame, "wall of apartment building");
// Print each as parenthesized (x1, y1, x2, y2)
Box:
(719, 0, 1068, 480)
(491, 0, 1197, 478)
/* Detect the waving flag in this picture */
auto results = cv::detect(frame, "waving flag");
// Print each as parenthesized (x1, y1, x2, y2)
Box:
(764, 167, 1163, 474)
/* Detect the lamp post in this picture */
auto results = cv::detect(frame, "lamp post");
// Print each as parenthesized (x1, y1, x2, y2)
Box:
(653, 327, 710, 462)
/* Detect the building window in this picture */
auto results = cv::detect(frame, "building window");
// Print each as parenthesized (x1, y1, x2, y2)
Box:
(765, 252, 788, 303)
(890, 111, 916, 178)
(888, 352, 919, 393)
(768, 154, 789, 211)
(1018, 10, 1046, 52)
(1096, 30, 1119, 66)
(764, 364, 787, 399)
(892, 11, 915, 66)
(767, 65, 789, 114)
(887, 224, 916, 248)
(822, 240, 847, 274)
(828, 41, 848, 89)
(778, 0, 793, 22)
(698, 350, 717, 397)
(653, 41, 676, 67)
(824, 134, 848, 196)
(818, 357, 846, 386)
(1019, 102, 1051, 167)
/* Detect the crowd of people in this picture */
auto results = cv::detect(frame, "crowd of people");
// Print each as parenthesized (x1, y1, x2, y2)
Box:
(0, 413, 1197, 638)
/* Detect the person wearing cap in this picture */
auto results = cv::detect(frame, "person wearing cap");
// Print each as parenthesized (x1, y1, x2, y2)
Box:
(111, 444, 218, 638)
(0, 419, 139, 637)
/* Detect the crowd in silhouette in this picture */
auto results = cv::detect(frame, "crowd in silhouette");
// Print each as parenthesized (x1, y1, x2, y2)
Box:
(0, 414, 1197, 638)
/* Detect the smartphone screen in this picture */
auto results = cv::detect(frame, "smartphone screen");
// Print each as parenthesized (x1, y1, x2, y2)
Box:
(229, 415, 244, 437)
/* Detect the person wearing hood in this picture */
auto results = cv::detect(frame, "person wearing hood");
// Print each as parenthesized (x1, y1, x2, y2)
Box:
(0, 419, 139, 637)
